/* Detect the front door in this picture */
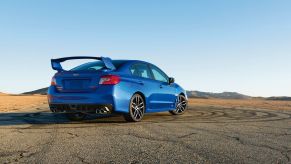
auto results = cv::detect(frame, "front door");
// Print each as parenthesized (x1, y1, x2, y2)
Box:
(148, 64, 176, 110)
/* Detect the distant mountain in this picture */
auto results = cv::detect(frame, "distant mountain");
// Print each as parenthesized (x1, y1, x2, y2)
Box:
(23, 87, 48, 95)
(0, 92, 7, 95)
(187, 91, 251, 99)
(266, 97, 291, 101)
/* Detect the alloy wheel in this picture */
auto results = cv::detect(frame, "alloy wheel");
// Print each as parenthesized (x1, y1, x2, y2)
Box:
(170, 95, 187, 115)
(131, 94, 145, 121)
(124, 94, 145, 122)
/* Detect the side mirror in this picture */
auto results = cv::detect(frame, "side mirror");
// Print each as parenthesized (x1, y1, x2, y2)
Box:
(169, 77, 175, 84)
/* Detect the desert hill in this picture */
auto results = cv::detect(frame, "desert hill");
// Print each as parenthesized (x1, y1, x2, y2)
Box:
(0, 92, 6, 95)
(266, 96, 291, 101)
(187, 91, 251, 99)
(23, 87, 48, 95)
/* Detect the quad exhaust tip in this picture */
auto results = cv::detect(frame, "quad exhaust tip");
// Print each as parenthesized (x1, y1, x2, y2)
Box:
(96, 107, 110, 114)
(50, 106, 57, 112)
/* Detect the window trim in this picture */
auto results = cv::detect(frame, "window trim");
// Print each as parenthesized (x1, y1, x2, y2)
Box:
(148, 64, 169, 83)
(130, 63, 154, 79)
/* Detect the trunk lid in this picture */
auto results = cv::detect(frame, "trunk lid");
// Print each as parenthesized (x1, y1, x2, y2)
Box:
(50, 56, 116, 93)
(54, 71, 103, 93)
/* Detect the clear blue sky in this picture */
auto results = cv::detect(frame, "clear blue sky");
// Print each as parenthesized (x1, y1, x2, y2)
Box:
(0, 0, 290, 96)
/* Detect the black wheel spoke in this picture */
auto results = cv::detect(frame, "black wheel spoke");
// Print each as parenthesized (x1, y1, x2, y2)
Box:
(133, 110, 138, 118)
(136, 110, 141, 118)
(137, 102, 144, 107)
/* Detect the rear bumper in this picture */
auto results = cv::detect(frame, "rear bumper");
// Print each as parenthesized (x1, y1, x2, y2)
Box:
(47, 85, 115, 104)
(49, 104, 113, 114)
(47, 83, 132, 114)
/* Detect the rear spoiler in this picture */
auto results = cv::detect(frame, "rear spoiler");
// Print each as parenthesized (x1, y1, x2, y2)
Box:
(51, 56, 116, 71)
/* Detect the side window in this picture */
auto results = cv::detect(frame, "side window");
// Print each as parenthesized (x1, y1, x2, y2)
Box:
(130, 65, 138, 76)
(130, 63, 151, 79)
(150, 65, 168, 83)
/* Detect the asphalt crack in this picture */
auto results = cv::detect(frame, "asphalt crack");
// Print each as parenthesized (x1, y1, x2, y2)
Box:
(67, 132, 79, 137)
(226, 134, 290, 163)
(178, 132, 197, 139)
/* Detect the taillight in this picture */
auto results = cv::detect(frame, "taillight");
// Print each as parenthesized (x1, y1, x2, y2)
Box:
(51, 77, 56, 86)
(99, 75, 120, 85)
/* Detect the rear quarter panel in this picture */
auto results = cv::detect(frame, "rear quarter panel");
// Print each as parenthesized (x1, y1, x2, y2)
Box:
(112, 74, 151, 113)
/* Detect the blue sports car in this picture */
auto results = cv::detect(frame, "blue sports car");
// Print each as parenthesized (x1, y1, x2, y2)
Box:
(48, 56, 188, 122)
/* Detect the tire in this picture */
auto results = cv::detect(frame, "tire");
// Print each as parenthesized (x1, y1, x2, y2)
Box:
(66, 112, 86, 121)
(169, 94, 187, 115)
(123, 94, 145, 122)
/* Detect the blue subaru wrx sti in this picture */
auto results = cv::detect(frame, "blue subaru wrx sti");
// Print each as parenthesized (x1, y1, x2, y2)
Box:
(48, 56, 188, 122)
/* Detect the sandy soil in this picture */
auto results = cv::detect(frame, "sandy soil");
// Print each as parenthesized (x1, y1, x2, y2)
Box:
(1, 95, 291, 112)
(189, 98, 291, 111)
(0, 95, 47, 112)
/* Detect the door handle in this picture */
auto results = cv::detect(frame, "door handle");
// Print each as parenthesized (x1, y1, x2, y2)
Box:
(160, 84, 163, 88)
(137, 81, 144, 85)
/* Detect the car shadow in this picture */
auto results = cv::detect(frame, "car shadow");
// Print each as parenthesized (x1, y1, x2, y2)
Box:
(0, 111, 127, 126)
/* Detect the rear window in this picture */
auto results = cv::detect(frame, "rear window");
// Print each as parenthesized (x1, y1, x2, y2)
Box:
(71, 60, 126, 71)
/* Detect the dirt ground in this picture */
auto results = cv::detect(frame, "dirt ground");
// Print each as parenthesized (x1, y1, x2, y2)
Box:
(0, 95, 290, 163)
(0, 95, 47, 112)
(1, 94, 291, 113)
(188, 98, 291, 111)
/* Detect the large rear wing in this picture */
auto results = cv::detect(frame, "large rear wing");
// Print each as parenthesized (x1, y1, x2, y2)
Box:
(51, 56, 116, 71)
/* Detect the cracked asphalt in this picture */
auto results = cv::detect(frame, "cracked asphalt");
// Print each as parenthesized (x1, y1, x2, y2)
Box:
(0, 104, 290, 164)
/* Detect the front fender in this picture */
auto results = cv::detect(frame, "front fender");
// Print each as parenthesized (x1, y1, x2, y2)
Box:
(174, 83, 188, 99)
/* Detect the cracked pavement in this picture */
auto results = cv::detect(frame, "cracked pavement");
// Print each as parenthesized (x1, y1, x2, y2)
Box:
(0, 104, 290, 163)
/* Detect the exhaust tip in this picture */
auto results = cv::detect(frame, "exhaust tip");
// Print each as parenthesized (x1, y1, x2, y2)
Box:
(104, 107, 110, 112)
(96, 107, 110, 114)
